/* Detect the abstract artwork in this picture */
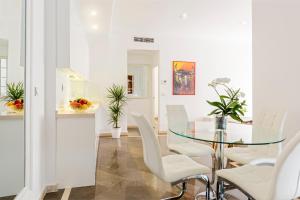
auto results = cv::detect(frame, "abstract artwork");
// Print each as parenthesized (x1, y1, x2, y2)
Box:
(172, 61, 195, 95)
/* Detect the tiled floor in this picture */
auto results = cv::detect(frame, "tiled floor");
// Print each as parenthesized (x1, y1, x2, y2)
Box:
(0, 196, 15, 200)
(44, 133, 245, 200)
(42, 190, 64, 200)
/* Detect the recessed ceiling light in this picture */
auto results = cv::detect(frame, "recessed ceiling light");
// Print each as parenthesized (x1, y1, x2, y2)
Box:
(92, 24, 99, 30)
(241, 21, 248, 25)
(90, 10, 97, 16)
(180, 13, 188, 20)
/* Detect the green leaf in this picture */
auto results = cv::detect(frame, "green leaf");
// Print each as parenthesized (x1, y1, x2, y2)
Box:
(236, 109, 245, 116)
(107, 84, 127, 127)
(208, 108, 221, 116)
(230, 113, 243, 122)
(228, 101, 238, 108)
(232, 89, 241, 100)
(220, 95, 230, 99)
(219, 95, 227, 106)
(1, 82, 24, 102)
(206, 101, 226, 110)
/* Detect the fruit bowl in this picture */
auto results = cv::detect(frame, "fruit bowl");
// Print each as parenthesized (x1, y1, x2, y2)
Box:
(6, 99, 24, 112)
(69, 98, 92, 112)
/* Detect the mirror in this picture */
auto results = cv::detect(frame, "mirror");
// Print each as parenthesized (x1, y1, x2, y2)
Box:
(0, 0, 25, 199)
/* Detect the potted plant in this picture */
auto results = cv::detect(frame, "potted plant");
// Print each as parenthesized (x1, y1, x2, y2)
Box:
(207, 78, 247, 130)
(1, 82, 24, 112)
(107, 84, 127, 138)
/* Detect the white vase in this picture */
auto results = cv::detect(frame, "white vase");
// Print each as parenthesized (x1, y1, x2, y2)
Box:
(111, 127, 122, 139)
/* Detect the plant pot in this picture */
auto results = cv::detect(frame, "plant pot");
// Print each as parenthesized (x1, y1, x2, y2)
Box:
(215, 116, 227, 130)
(111, 127, 122, 139)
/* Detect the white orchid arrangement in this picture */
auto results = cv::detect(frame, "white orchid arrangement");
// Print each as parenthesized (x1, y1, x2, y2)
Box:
(207, 78, 247, 122)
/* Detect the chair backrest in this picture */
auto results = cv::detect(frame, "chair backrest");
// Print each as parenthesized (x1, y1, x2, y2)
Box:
(252, 110, 287, 153)
(253, 110, 287, 142)
(166, 105, 190, 145)
(166, 105, 189, 132)
(131, 113, 165, 179)
(268, 131, 300, 200)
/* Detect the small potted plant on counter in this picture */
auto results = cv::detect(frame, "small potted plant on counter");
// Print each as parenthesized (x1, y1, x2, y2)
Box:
(107, 84, 127, 139)
(1, 82, 24, 113)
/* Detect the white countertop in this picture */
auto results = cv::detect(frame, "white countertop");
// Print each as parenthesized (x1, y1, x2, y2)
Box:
(56, 110, 96, 118)
(0, 112, 24, 120)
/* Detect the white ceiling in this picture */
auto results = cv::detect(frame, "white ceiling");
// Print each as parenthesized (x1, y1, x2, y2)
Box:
(79, 0, 114, 33)
(79, 0, 252, 39)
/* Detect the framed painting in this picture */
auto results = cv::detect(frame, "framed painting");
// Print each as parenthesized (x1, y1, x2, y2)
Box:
(172, 61, 196, 95)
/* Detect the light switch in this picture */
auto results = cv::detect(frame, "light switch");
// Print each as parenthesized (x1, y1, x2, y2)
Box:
(34, 87, 38, 96)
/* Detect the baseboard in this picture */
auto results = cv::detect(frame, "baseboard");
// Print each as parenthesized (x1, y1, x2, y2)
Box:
(39, 186, 47, 200)
(14, 184, 55, 200)
(38, 184, 58, 200)
(127, 125, 138, 129)
(15, 187, 39, 200)
(158, 131, 167, 135)
(99, 132, 128, 137)
(99, 131, 166, 137)
(45, 184, 58, 193)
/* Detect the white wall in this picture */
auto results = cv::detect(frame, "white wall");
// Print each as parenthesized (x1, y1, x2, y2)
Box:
(0, 41, 8, 57)
(89, 33, 252, 132)
(84, 0, 252, 132)
(90, 34, 128, 134)
(252, 0, 300, 140)
(0, 0, 24, 83)
(159, 35, 252, 131)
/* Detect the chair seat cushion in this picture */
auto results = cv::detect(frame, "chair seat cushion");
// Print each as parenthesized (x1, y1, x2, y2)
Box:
(162, 154, 210, 183)
(168, 142, 214, 157)
(224, 147, 278, 165)
(216, 165, 274, 200)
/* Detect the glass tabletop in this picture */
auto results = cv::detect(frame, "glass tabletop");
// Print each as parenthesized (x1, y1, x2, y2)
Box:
(169, 120, 285, 145)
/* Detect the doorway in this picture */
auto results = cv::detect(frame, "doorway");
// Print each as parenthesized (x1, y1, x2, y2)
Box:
(126, 50, 159, 136)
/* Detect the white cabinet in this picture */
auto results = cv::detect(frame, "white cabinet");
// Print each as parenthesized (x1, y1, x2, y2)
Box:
(0, 115, 24, 197)
(56, 112, 96, 189)
(56, 0, 90, 79)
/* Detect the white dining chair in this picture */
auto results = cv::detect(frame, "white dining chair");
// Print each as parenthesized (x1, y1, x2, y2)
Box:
(224, 110, 287, 165)
(166, 105, 215, 157)
(132, 113, 211, 200)
(216, 131, 300, 200)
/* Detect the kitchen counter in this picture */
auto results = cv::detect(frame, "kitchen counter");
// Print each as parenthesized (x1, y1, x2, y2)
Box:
(56, 110, 95, 118)
(56, 109, 97, 189)
(0, 112, 24, 120)
(0, 112, 24, 197)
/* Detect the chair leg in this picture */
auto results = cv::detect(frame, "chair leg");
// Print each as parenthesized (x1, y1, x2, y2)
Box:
(206, 178, 210, 200)
(161, 182, 186, 200)
(216, 180, 220, 200)
(211, 154, 216, 185)
(194, 175, 212, 200)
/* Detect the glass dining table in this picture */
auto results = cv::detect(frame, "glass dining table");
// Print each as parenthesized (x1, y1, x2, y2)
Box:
(169, 120, 285, 199)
